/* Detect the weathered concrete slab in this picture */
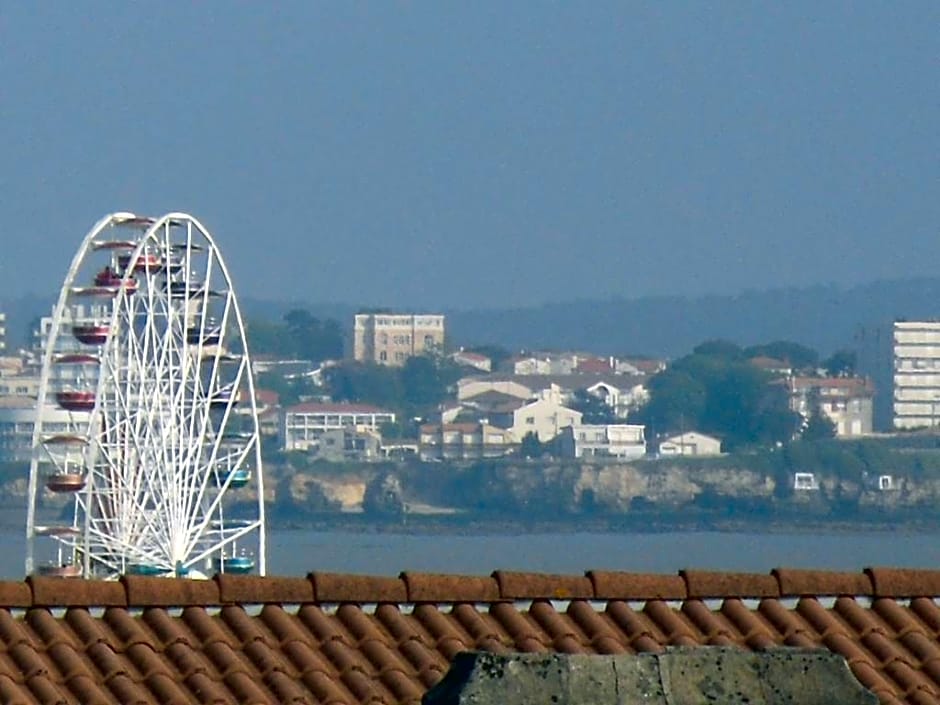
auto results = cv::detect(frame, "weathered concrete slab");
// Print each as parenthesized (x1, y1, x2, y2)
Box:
(422, 647, 878, 705)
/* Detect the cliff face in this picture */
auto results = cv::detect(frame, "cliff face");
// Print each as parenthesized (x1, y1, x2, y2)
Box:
(7, 452, 940, 527)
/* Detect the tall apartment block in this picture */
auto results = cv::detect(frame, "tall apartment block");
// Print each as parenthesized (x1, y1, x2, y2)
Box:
(893, 321, 940, 430)
(0, 312, 5, 352)
(353, 313, 445, 366)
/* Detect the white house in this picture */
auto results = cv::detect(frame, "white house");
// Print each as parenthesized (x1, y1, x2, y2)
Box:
(558, 424, 647, 459)
(451, 349, 492, 372)
(281, 402, 396, 452)
(497, 398, 582, 443)
(584, 380, 649, 419)
(658, 431, 722, 457)
(457, 377, 534, 402)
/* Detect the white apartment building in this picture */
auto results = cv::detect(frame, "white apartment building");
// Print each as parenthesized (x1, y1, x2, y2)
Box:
(353, 313, 445, 366)
(0, 312, 5, 353)
(558, 424, 647, 459)
(281, 402, 396, 451)
(893, 321, 940, 430)
(0, 397, 89, 463)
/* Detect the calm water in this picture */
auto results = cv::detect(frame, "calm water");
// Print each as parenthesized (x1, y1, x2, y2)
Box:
(4, 527, 940, 579)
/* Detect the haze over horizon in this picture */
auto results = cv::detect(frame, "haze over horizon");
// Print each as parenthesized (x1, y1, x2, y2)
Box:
(1, 3, 936, 310)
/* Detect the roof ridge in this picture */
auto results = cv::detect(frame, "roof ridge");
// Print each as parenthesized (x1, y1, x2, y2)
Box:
(1, 568, 937, 607)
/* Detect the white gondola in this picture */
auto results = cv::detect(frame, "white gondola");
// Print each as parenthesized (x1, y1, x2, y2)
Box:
(26, 212, 266, 579)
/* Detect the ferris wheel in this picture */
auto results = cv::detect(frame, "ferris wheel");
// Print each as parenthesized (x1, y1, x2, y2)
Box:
(25, 212, 265, 579)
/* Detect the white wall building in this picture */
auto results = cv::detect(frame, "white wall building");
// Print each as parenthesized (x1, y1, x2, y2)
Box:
(0, 397, 89, 463)
(658, 431, 722, 457)
(281, 402, 396, 452)
(892, 321, 940, 429)
(559, 424, 647, 459)
(505, 398, 582, 443)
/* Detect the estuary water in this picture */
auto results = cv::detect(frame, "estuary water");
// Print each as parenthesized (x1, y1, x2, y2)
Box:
(4, 526, 940, 580)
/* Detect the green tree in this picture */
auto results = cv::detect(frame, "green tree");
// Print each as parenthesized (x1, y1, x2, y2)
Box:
(744, 340, 819, 370)
(635, 370, 707, 434)
(324, 362, 404, 407)
(519, 431, 543, 459)
(822, 349, 857, 377)
(284, 309, 343, 362)
(246, 318, 293, 357)
(693, 339, 744, 360)
(402, 356, 445, 407)
(567, 389, 618, 424)
(801, 390, 837, 441)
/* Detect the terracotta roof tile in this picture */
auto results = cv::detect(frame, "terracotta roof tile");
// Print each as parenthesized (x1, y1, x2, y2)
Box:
(28, 578, 125, 608)
(0, 582, 32, 608)
(529, 600, 587, 653)
(215, 575, 313, 604)
(121, 577, 220, 607)
(312, 573, 407, 603)
(867, 569, 940, 598)
(605, 601, 667, 652)
(643, 600, 700, 646)
(588, 571, 686, 601)
(489, 602, 550, 652)
(681, 570, 779, 598)
(3, 568, 940, 703)
(774, 568, 874, 597)
(565, 600, 630, 654)
(492, 571, 593, 600)
(412, 604, 472, 660)
(401, 572, 500, 603)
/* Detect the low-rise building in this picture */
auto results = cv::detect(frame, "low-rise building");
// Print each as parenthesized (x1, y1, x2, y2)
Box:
(787, 376, 874, 437)
(658, 431, 722, 457)
(558, 424, 647, 459)
(312, 427, 383, 462)
(281, 402, 395, 452)
(0, 397, 88, 464)
(418, 422, 514, 460)
(496, 398, 582, 443)
(450, 349, 491, 372)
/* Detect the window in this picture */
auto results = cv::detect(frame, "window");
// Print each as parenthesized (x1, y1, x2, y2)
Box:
(525, 416, 535, 424)
(793, 472, 819, 491)
(379, 351, 387, 361)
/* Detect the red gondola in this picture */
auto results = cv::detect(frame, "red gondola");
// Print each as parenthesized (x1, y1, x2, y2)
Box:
(54, 352, 100, 365)
(94, 267, 137, 292)
(73, 324, 110, 345)
(56, 390, 96, 411)
(117, 252, 162, 273)
(45, 473, 86, 493)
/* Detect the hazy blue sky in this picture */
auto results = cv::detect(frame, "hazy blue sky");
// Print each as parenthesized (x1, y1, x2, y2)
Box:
(1, 2, 936, 310)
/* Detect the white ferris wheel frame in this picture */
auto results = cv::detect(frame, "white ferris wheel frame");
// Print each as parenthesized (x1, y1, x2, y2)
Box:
(25, 212, 266, 579)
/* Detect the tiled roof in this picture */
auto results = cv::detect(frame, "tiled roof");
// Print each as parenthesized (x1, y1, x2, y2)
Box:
(2, 569, 940, 704)
(789, 376, 875, 395)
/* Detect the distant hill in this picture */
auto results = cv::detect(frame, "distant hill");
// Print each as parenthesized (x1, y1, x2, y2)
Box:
(5, 278, 940, 358)
(447, 278, 940, 358)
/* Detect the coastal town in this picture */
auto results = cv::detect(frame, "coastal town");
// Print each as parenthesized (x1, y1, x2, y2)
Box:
(3, 306, 940, 523)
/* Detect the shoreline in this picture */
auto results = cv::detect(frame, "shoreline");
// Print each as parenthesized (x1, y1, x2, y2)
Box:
(263, 512, 940, 536)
